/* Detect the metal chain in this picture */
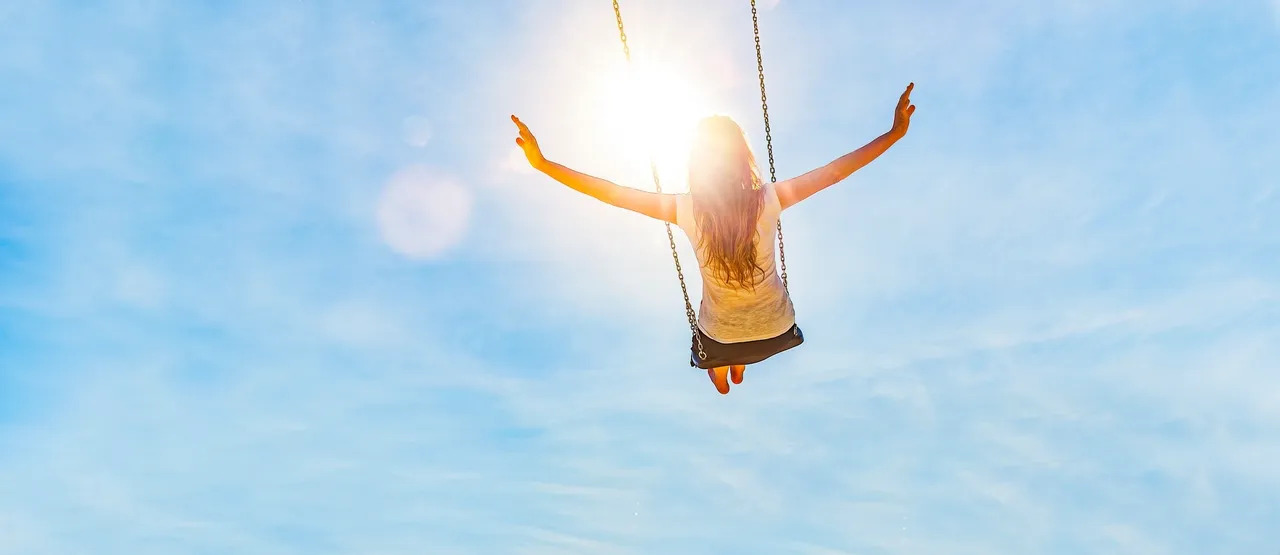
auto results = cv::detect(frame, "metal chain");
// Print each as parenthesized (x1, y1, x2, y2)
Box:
(612, 0, 706, 362)
(612, 0, 630, 60)
(750, 0, 789, 293)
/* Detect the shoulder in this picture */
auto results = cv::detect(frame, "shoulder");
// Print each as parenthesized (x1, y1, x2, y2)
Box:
(763, 181, 782, 214)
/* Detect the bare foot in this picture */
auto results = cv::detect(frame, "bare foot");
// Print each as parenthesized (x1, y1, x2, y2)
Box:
(707, 367, 730, 394)
(730, 365, 746, 385)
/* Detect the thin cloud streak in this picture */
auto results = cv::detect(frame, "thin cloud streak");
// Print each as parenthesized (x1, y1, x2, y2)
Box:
(0, 0, 1277, 553)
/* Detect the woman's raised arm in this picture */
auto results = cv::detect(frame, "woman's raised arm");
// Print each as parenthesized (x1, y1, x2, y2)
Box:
(512, 115, 677, 223)
(775, 83, 915, 210)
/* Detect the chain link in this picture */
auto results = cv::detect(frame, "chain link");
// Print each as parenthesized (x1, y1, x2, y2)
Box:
(612, 0, 705, 362)
(612, 0, 630, 60)
(750, 0, 789, 293)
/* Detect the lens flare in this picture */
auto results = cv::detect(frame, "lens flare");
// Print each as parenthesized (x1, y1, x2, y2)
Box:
(376, 165, 471, 260)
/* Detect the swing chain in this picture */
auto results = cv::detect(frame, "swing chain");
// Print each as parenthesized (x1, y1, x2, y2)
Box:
(750, 0, 789, 292)
(665, 209, 705, 361)
(612, 0, 630, 61)
(613, 0, 706, 362)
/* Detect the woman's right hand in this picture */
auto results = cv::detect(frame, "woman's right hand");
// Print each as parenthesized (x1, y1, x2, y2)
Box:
(511, 115, 546, 169)
(891, 83, 916, 138)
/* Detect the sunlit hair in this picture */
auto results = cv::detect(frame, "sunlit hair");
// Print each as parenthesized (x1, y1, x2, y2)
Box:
(687, 115, 766, 290)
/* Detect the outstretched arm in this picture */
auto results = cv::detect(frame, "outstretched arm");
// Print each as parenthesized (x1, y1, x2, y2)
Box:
(511, 115, 677, 223)
(775, 83, 916, 210)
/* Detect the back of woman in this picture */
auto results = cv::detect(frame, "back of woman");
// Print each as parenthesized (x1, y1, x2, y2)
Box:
(676, 115, 794, 344)
(675, 181, 794, 344)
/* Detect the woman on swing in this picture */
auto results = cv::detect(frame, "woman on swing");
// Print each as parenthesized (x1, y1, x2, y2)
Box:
(511, 83, 915, 394)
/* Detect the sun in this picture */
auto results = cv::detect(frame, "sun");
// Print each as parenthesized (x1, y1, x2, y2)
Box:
(590, 59, 714, 193)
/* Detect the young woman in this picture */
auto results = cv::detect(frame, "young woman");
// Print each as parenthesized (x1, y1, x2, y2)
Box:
(511, 83, 915, 394)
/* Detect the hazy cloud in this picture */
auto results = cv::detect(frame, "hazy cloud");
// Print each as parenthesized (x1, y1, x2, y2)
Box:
(1, 0, 1277, 553)
(402, 115, 432, 148)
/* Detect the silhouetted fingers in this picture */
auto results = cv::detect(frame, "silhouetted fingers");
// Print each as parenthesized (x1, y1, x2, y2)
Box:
(511, 114, 532, 134)
(514, 121, 535, 142)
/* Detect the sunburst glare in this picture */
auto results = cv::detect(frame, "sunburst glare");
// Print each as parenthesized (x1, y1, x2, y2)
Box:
(590, 59, 715, 193)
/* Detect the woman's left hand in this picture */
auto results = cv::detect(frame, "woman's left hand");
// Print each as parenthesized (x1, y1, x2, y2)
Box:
(891, 83, 916, 138)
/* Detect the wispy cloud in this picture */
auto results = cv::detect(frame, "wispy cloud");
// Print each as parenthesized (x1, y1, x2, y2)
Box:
(1, 0, 1277, 553)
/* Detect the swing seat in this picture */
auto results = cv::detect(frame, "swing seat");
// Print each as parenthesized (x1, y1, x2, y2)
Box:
(689, 324, 804, 369)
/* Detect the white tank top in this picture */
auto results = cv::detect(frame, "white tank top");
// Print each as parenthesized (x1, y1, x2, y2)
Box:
(674, 183, 796, 343)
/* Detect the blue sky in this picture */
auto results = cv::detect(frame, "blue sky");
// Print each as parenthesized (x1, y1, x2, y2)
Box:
(1, 0, 1278, 553)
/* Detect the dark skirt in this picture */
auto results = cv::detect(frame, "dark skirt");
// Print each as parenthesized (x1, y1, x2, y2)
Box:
(689, 324, 804, 369)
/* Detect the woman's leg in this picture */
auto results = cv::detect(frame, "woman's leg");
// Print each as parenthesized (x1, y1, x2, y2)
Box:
(707, 366, 731, 394)
(730, 365, 746, 384)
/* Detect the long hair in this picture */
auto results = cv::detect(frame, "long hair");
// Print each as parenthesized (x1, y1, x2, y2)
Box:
(687, 115, 766, 290)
